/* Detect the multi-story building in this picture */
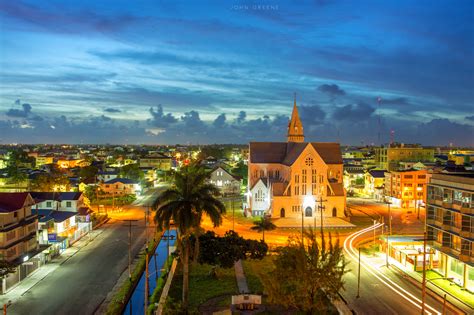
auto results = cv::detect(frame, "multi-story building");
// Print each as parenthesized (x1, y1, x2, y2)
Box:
(139, 153, 172, 171)
(375, 144, 435, 171)
(364, 169, 386, 201)
(0, 193, 43, 293)
(426, 173, 473, 291)
(247, 100, 345, 219)
(384, 169, 429, 208)
(35, 156, 54, 168)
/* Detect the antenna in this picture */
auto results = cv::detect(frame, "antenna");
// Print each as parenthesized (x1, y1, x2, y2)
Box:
(390, 129, 395, 146)
(377, 97, 382, 146)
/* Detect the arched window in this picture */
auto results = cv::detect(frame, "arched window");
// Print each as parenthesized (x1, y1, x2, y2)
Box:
(280, 208, 285, 218)
(305, 207, 312, 217)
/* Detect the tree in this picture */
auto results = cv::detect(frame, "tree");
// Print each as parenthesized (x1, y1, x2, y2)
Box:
(251, 216, 276, 242)
(119, 163, 144, 182)
(197, 231, 267, 270)
(231, 160, 248, 187)
(79, 165, 98, 182)
(262, 230, 348, 314)
(30, 172, 70, 192)
(0, 260, 16, 278)
(152, 164, 226, 310)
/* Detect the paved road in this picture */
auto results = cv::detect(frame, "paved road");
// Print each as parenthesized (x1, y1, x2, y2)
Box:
(342, 224, 466, 315)
(9, 218, 146, 315)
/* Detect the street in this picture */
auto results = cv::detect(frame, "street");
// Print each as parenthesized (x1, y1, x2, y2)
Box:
(7, 217, 146, 315)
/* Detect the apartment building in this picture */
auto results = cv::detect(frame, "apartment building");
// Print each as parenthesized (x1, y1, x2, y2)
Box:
(384, 169, 429, 208)
(375, 144, 434, 171)
(139, 153, 172, 171)
(426, 173, 473, 291)
(0, 193, 43, 293)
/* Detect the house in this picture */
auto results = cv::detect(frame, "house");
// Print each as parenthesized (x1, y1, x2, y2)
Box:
(97, 170, 119, 182)
(209, 166, 241, 196)
(100, 178, 140, 196)
(364, 169, 386, 201)
(343, 167, 365, 195)
(247, 99, 346, 219)
(139, 153, 172, 171)
(0, 193, 47, 294)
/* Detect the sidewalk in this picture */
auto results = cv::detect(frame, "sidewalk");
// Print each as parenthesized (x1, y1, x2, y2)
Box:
(361, 251, 473, 314)
(234, 260, 249, 294)
(0, 228, 105, 305)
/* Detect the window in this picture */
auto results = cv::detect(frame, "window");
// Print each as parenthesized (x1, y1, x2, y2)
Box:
(66, 201, 72, 208)
(13, 211, 18, 218)
(275, 170, 280, 178)
(302, 170, 307, 183)
(305, 157, 313, 167)
(46, 201, 52, 208)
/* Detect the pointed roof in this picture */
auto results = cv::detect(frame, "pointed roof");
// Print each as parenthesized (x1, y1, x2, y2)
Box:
(287, 94, 304, 142)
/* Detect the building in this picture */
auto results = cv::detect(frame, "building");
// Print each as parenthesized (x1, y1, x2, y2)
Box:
(375, 144, 435, 171)
(209, 166, 241, 196)
(0, 193, 46, 294)
(343, 167, 365, 196)
(247, 99, 345, 219)
(35, 156, 54, 168)
(97, 170, 119, 182)
(139, 153, 172, 171)
(100, 178, 140, 196)
(384, 169, 429, 208)
(426, 173, 473, 291)
(364, 169, 386, 201)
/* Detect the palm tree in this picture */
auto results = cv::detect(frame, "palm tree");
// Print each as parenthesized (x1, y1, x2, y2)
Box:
(152, 165, 225, 311)
(251, 215, 276, 242)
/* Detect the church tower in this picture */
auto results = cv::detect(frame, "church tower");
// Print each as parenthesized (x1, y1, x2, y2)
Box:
(287, 94, 305, 142)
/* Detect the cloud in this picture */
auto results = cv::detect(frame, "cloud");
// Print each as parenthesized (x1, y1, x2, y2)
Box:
(465, 115, 474, 121)
(104, 108, 121, 113)
(236, 111, 246, 124)
(6, 100, 32, 118)
(299, 105, 326, 126)
(332, 103, 375, 121)
(213, 113, 226, 128)
(148, 105, 178, 127)
(180, 111, 206, 132)
(317, 84, 345, 96)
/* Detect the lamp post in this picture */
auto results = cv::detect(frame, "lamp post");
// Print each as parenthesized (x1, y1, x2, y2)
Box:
(416, 186, 423, 219)
(385, 200, 392, 268)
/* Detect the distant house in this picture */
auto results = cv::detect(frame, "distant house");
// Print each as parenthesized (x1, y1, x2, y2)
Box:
(364, 169, 386, 201)
(97, 170, 119, 182)
(139, 153, 172, 171)
(100, 178, 140, 196)
(209, 166, 241, 196)
(343, 167, 365, 195)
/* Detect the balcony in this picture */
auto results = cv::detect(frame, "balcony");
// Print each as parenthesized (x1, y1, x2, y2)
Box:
(459, 254, 471, 263)
(426, 218, 435, 225)
(460, 230, 473, 239)
(442, 201, 453, 209)
(460, 204, 473, 215)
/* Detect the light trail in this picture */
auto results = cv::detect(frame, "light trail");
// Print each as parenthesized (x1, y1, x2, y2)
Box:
(344, 223, 441, 315)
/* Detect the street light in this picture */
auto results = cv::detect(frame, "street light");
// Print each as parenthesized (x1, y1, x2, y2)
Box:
(416, 186, 423, 219)
(385, 200, 392, 268)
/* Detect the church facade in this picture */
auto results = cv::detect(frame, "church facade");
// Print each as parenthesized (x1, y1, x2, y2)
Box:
(247, 99, 346, 220)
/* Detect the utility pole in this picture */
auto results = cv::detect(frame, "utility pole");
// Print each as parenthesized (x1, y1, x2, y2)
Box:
(317, 196, 327, 238)
(385, 201, 392, 268)
(357, 247, 361, 298)
(145, 252, 149, 313)
(301, 207, 304, 240)
(122, 219, 138, 280)
(421, 231, 427, 315)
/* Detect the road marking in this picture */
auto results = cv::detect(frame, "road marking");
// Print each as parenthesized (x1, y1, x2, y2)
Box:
(344, 224, 441, 315)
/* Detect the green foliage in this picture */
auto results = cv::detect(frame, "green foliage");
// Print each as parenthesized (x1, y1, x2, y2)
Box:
(146, 256, 174, 315)
(231, 160, 248, 186)
(261, 230, 347, 314)
(196, 231, 267, 269)
(0, 260, 16, 278)
(79, 165, 98, 182)
(251, 216, 276, 242)
(119, 163, 144, 182)
(29, 170, 70, 191)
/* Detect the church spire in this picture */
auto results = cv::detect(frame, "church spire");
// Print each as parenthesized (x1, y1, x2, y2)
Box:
(287, 93, 305, 143)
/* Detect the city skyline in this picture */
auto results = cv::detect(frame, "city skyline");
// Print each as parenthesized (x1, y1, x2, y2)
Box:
(0, 1, 473, 145)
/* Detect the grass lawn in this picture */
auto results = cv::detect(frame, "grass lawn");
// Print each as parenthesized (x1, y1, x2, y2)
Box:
(166, 263, 238, 313)
(423, 270, 474, 308)
(241, 256, 275, 294)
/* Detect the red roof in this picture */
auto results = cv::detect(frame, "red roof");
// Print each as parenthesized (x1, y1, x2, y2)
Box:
(0, 193, 34, 213)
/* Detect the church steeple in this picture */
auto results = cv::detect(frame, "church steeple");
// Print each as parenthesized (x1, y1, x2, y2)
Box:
(287, 93, 305, 142)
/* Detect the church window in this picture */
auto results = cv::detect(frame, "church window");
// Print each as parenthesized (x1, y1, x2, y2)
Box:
(302, 184, 306, 195)
(302, 169, 307, 183)
(305, 157, 314, 167)
(276, 170, 280, 178)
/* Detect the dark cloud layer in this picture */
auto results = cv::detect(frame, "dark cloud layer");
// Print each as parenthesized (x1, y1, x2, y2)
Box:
(6, 100, 32, 118)
(333, 103, 375, 121)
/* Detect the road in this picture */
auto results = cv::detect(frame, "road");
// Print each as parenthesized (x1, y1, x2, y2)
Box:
(342, 224, 465, 315)
(8, 217, 146, 315)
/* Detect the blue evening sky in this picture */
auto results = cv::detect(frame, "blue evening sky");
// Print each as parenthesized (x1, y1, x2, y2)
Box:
(0, 0, 473, 145)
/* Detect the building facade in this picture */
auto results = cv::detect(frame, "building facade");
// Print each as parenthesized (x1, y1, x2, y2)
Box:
(384, 169, 429, 208)
(139, 153, 172, 171)
(426, 173, 473, 291)
(209, 166, 241, 196)
(375, 144, 434, 171)
(247, 100, 346, 219)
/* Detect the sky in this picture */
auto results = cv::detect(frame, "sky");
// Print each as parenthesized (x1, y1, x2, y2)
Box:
(0, 0, 473, 146)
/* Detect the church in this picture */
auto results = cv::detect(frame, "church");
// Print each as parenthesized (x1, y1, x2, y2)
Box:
(247, 98, 346, 221)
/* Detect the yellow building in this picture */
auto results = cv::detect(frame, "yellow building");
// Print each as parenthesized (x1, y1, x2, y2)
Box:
(364, 169, 386, 201)
(57, 159, 88, 169)
(384, 169, 429, 208)
(35, 156, 54, 167)
(139, 153, 172, 171)
(247, 99, 346, 220)
(375, 144, 434, 171)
